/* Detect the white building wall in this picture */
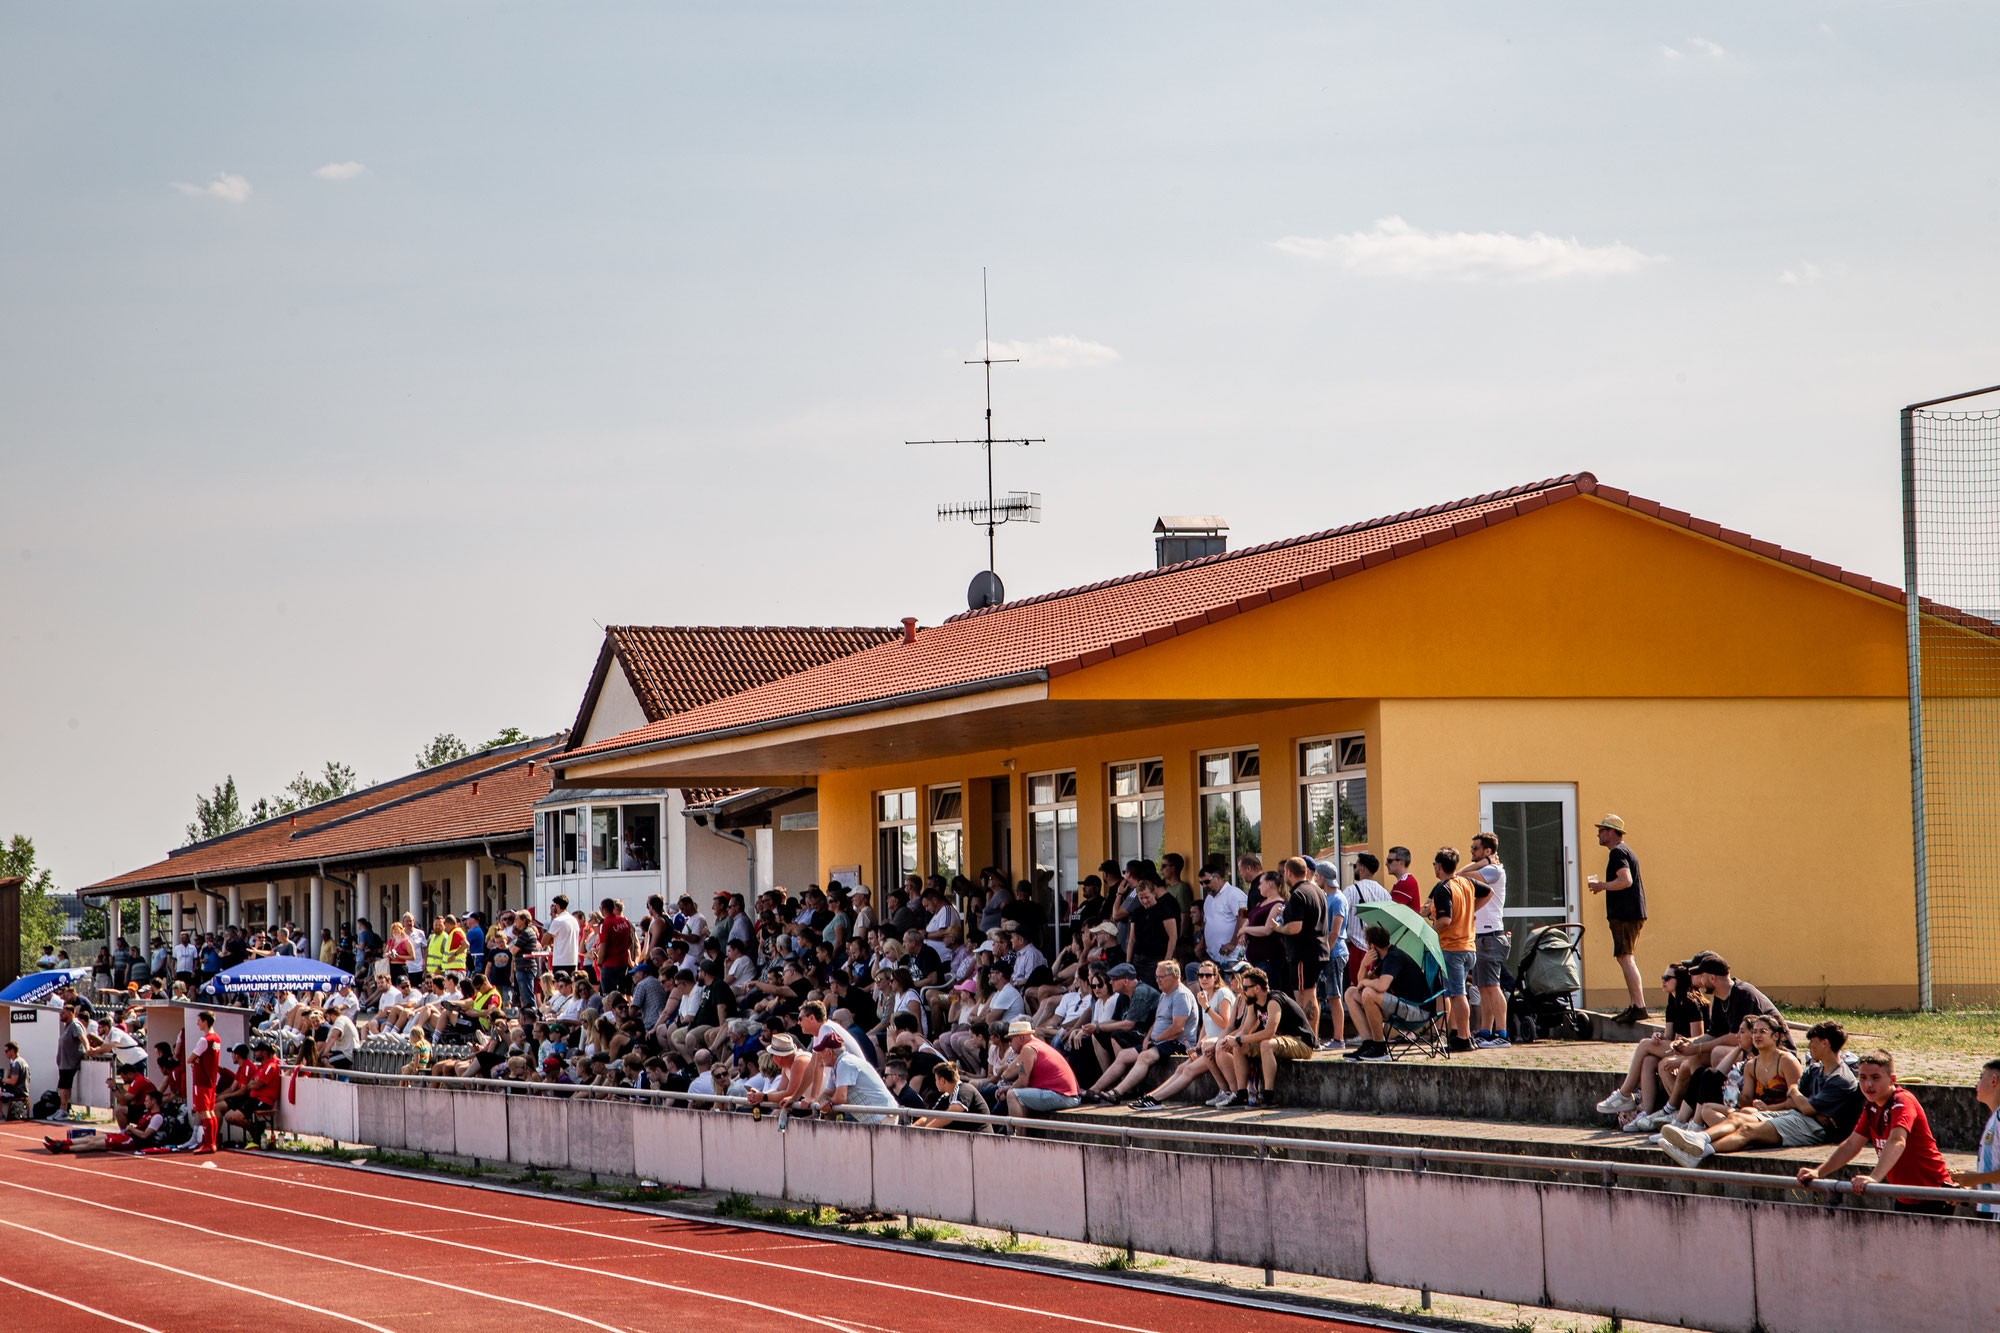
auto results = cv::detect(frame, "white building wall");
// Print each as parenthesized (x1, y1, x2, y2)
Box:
(580, 667, 649, 747)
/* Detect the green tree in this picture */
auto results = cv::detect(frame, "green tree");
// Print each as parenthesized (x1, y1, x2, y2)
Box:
(79, 899, 141, 944)
(2, 834, 61, 959)
(185, 775, 248, 845)
(248, 761, 363, 821)
(415, 732, 471, 769)
(481, 727, 530, 751)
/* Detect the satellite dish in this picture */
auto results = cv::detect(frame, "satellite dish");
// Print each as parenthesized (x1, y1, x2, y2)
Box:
(968, 570, 1005, 610)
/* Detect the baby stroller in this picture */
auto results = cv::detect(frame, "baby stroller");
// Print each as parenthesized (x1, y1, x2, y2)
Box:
(1506, 922, 1590, 1044)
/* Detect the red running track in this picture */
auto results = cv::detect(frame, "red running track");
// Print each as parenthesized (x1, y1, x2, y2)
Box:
(0, 1122, 1365, 1333)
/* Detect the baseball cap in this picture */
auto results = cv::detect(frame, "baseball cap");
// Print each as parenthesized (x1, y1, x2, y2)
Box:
(1313, 858, 1340, 882)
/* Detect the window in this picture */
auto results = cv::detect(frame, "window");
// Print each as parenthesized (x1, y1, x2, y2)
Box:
(876, 789, 918, 892)
(1298, 734, 1368, 869)
(591, 806, 620, 874)
(1108, 759, 1165, 867)
(542, 810, 580, 875)
(1199, 747, 1261, 872)
(928, 785, 963, 881)
(620, 804, 660, 871)
(1028, 769, 1078, 899)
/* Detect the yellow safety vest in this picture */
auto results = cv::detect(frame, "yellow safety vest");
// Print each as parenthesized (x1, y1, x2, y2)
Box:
(443, 929, 468, 973)
(425, 934, 448, 974)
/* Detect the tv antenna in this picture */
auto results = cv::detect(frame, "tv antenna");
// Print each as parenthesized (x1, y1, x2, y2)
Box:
(907, 269, 1045, 610)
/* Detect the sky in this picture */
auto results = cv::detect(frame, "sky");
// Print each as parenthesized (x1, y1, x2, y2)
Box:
(4, 3, 1998, 894)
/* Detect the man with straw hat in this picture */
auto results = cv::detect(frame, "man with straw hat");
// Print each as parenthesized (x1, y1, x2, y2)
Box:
(1588, 814, 1650, 1024)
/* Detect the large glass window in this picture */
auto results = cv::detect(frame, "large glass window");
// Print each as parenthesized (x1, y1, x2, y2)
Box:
(1108, 759, 1165, 867)
(591, 806, 620, 873)
(1028, 769, 1079, 899)
(542, 809, 581, 875)
(928, 785, 963, 881)
(1298, 733, 1368, 869)
(1199, 747, 1261, 872)
(876, 790, 918, 892)
(620, 804, 661, 871)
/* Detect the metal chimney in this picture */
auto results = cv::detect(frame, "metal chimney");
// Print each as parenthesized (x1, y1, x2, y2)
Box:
(1153, 515, 1229, 568)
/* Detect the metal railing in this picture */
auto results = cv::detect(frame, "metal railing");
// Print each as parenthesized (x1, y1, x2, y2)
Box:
(286, 1064, 1986, 1208)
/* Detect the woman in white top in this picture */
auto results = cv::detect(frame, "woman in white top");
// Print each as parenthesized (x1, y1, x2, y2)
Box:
(1193, 963, 1239, 1045)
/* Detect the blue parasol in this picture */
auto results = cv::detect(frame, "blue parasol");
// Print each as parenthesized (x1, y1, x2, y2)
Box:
(0, 968, 91, 1003)
(198, 957, 352, 996)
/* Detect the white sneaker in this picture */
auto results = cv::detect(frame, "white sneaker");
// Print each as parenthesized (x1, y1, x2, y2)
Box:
(1661, 1123, 1713, 1163)
(1595, 1090, 1637, 1115)
(1205, 1089, 1234, 1108)
(1645, 1132, 1666, 1146)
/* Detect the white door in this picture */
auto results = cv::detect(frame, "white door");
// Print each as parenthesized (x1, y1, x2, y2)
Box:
(1478, 783, 1580, 983)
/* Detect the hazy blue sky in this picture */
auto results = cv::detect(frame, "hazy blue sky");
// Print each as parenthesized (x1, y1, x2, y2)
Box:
(5, 3, 1997, 893)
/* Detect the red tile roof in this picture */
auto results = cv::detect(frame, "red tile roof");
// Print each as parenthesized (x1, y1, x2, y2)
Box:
(605, 626, 905, 721)
(85, 739, 565, 895)
(560, 471, 1917, 765)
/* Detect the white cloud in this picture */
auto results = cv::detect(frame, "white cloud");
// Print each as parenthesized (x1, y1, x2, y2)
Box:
(1779, 262, 1823, 285)
(313, 161, 367, 181)
(171, 172, 253, 205)
(1272, 216, 1661, 283)
(1663, 37, 1726, 60)
(977, 335, 1120, 369)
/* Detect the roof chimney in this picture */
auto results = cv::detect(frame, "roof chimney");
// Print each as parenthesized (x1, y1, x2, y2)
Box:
(1153, 515, 1229, 568)
(472, 781, 480, 796)
(901, 616, 919, 645)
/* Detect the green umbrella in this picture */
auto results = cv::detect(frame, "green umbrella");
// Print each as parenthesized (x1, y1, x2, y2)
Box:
(1355, 900, 1445, 983)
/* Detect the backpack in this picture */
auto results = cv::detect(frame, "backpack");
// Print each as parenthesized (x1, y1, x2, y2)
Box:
(33, 1091, 60, 1120)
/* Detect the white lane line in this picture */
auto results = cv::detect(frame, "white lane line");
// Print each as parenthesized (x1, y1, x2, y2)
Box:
(0, 1174, 628, 1333)
(196, 1156, 1169, 1333)
(16, 1157, 863, 1333)
(0, 1273, 168, 1333)
(0, 1214, 400, 1333)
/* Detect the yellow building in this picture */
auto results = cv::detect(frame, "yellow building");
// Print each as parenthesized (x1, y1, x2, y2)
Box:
(555, 473, 1938, 1009)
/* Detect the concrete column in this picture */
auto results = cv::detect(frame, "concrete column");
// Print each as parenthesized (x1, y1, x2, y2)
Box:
(309, 876, 325, 956)
(353, 870, 371, 932)
(140, 895, 152, 952)
(204, 891, 218, 934)
(266, 883, 277, 930)
(227, 885, 242, 927)
(667, 790, 687, 908)
(407, 865, 421, 924)
(464, 858, 479, 916)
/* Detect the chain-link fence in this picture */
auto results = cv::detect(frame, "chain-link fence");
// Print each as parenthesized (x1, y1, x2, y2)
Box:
(1903, 385, 2000, 1007)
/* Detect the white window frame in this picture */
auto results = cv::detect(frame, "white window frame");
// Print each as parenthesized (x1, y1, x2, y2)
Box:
(1026, 768, 1079, 900)
(1297, 732, 1368, 878)
(1107, 757, 1166, 868)
(875, 789, 918, 892)
(927, 784, 964, 881)
(1197, 746, 1262, 874)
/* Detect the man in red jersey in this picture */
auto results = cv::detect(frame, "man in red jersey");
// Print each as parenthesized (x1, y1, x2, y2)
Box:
(187, 1010, 222, 1154)
(1798, 1049, 1956, 1214)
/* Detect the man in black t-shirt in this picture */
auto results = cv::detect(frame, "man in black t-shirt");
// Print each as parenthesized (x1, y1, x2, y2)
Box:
(1588, 815, 1649, 1024)
(1126, 883, 1179, 978)
(914, 1063, 992, 1131)
(1273, 856, 1328, 1042)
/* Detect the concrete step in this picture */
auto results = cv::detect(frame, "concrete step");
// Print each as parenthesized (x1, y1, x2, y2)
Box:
(1056, 1101, 1978, 1206)
(1187, 1045, 1990, 1152)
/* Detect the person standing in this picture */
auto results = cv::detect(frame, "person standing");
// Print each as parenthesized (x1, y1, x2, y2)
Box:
(1587, 815, 1649, 1023)
(1463, 832, 1511, 1048)
(189, 1010, 223, 1153)
(596, 898, 634, 995)
(1425, 847, 1477, 1054)
(1344, 852, 1390, 989)
(52, 1003, 84, 1120)
(1384, 847, 1421, 911)
(1198, 858, 1248, 967)
(546, 895, 580, 977)
(1312, 859, 1348, 1049)
(1273, 856, 1327, 1045)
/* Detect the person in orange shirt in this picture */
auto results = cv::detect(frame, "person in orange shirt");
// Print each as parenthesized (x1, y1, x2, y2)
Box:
(1424, 848, 1477, 1054)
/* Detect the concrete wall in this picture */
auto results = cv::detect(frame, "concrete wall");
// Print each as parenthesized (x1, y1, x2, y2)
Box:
(281, 1077, 2000, 1333)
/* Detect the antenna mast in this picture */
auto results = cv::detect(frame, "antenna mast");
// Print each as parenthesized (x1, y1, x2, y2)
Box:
(908, 269, 1045, 608)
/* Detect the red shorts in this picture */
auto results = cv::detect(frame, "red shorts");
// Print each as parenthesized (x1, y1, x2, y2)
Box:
(192, 1090, 217, 1114)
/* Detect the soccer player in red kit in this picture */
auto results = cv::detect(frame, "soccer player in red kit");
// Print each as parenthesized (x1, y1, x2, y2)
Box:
(188, 1010, 222, 1153)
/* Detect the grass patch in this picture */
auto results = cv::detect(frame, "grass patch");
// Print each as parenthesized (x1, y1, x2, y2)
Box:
(967, 1232, 1040, 1254)
(867, 1220, 961, 1242)
(713, 1193, 840, 1228)
(1093, 1247, 1164, 1270)
(1784, 1007, 2000, 1081)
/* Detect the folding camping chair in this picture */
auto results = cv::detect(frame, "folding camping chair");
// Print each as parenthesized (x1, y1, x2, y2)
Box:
(1382, 983, 1451, 1061)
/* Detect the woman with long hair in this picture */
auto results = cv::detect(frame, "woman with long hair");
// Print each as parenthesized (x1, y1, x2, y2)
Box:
(1597, 960, 1706, 1127)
